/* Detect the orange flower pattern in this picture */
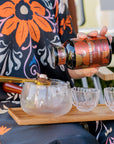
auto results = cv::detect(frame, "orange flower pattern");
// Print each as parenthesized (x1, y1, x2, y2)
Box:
(0, 0, 52, 47)
(0, 0, 74, 80)
(0, 0, 57, 79)
(59, 15, 73, 35)
(0, 125, 11, 135)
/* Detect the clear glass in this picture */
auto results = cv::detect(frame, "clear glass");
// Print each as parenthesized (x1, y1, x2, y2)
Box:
(72, 87, 100, 112)
(20, 79, 73, 117)
(104, 87, 114, 111)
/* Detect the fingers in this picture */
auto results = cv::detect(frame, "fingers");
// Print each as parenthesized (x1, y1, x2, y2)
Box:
(99, 26, 108, 36)
(77, 32, 87, 39)
(87, 31, 98, 37)
(77, 26, 111, 42)
(100, 26, 112, 43)
(77, 31, 98, 39)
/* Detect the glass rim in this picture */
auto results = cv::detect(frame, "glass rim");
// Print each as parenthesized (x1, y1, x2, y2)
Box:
(72, 87, 100, 92)
(104, 87, 114, 91)
(23, 79, 70, 87)
(104, 87, 114, 90)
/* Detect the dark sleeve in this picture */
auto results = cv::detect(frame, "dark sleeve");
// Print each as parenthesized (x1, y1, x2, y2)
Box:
(57, 1, 77, 43)
(54, 1, 76, 87)
(41, 1, 76, 87)
(40, 64, 74, 87)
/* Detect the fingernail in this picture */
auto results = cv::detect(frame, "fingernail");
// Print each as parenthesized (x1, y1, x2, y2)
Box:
(77, 32, 87, 39)
(87, 31, 98, 37)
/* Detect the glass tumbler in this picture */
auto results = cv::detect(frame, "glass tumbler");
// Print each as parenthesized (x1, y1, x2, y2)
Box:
(20, 79, 73, 117)
(72, 87, 100, 112)
(104, 87, 114, 111)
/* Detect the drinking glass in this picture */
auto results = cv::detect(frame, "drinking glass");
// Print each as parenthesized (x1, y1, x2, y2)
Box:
(72, 87, 100, 112)
(20, 79, 73, 117)
(104, 87, 114, 111)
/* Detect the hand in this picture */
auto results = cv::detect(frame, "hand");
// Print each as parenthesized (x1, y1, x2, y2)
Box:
(77, 26, 112, 43)
(68, 26, 112, 79)
(68, 67, 98, 79)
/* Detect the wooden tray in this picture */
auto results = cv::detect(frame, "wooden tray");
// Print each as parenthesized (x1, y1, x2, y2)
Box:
(8, 104, 114, 125)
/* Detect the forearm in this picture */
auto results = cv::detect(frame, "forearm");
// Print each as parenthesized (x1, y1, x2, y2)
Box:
(68, 67, 98, 79)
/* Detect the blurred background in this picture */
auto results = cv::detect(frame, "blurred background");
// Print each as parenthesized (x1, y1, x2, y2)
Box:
(75, 0, 114, 33)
